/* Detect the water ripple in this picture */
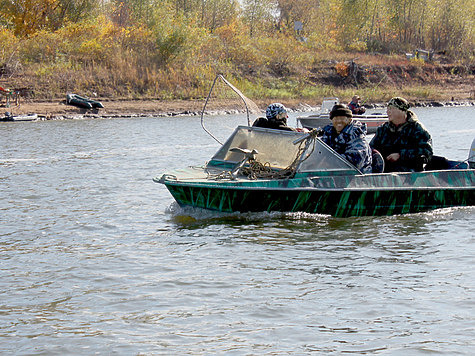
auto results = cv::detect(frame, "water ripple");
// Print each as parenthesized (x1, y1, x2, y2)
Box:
(1, 110, 474, 354)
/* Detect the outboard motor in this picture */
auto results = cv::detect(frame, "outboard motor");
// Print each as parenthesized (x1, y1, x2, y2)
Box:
(470, 138, 475, 169)
(2, 112, 14, 121)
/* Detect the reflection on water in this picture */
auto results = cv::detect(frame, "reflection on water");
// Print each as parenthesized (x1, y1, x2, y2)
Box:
(0, 107, 474, 354)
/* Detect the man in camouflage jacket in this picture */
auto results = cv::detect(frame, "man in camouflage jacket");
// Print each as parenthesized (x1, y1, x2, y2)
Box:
(370, 97, 433, 172)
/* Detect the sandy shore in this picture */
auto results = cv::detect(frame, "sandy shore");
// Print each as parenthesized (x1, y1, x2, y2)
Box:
(1, 97, 473, 120)
(0, 98, 328, 119)
(0, 99, 211, 119)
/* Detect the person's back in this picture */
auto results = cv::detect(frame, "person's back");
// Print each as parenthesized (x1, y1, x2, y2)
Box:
(252, 117, 294, 131)
(252, 103, 295, 131)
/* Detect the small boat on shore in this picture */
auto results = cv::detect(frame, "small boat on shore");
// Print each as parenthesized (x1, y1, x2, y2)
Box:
(297, 97, 388, 134)
(155, 125, 475, 217)
(66, 93, 104, 110)
(1, 112, 38, 122)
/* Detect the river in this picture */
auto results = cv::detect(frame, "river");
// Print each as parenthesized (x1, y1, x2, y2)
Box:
(1, 106, 474, 355)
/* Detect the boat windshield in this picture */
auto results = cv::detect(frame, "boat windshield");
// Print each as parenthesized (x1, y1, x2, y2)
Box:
(209, 126, 360, 175)
(210, 126, 304, 170)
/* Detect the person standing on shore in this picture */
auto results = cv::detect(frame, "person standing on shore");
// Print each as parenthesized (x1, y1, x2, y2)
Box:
(370, 97, 433, 172)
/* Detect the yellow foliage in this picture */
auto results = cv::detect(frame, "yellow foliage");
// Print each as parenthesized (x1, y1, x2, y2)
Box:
(0, 28, 18, 46)
(19, 30, 61, 63)
(409, 57, 426, 67)
(347, 40, 367, 52)
(3, 0, 59, 36)
(0, 28, 19, 61)
(78, 39, 104, 60)
(119, 25, 154, 55)
(58, 16, 116, 43)
(213, 20, 261, 66)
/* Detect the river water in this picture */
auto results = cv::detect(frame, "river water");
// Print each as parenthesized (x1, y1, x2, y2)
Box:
(1, 106, 474, 355)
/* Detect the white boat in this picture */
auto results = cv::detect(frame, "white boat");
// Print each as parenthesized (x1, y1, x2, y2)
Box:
(297, 97, 388, 134)
(1, 113, 38, 122)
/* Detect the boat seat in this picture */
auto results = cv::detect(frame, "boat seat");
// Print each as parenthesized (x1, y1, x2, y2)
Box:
(425, 155, 469, 170)
(371, 149, 385, 173)
(425, 155, 449, 171)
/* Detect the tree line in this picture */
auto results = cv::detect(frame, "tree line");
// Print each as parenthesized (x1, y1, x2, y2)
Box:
(0, 0, 473, 98)
(1, 0, 473, 55)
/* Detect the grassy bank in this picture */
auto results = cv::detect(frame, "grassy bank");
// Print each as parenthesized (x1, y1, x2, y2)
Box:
(1, 2, 473, 109)
(2, 59, 474, 107)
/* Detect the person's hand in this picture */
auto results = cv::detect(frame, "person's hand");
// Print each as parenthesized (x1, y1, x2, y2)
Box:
(386, 153, 400, 162)
(295, 127, 309, 133)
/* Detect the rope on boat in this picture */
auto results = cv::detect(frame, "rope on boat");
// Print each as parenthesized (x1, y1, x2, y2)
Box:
(240, 132, 317, 180)
(205, 148, 304, 181)
(204, 129, 320, 181)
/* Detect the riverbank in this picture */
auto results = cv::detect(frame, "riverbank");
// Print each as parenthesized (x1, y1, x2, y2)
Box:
(1, 97, 474, 120)
(1, 99, 210, 120)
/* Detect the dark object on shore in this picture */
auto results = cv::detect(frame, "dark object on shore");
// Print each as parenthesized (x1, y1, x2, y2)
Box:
(66, 93, 104, 109)
(1, 112, 14, 121)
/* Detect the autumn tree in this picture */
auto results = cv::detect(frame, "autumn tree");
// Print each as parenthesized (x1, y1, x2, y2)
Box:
(426, 0, 474, 57)
(0, 0, 99, 36)
(276, 0, 320, 32)
(241, 0, 277, 37)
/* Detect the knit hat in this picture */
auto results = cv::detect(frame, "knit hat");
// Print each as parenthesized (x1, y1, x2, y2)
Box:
(329, 104, 353, 120)
(266, 103, 287, 120)
(388, 97, 410, 111)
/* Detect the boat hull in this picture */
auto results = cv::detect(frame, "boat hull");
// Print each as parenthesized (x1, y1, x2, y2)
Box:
(162, 174, 474, 218)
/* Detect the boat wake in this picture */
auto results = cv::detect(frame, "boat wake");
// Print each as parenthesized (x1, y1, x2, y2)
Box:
(165, 201, 474, 227)
(165, 201, 332, 224)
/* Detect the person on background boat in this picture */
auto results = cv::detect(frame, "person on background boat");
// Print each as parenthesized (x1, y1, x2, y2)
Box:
(348, 95, 366, 115)
(370, 97, 433, 172)
(252, 103, 298, 131)
(319, 104, 372, 173)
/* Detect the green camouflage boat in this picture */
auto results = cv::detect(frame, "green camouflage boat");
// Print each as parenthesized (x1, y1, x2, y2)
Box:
(154, 126, 475, 217)
(66, 93, 104, 109)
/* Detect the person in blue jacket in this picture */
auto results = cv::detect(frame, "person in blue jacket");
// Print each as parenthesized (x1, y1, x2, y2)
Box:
(320, 104, 373, 173)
